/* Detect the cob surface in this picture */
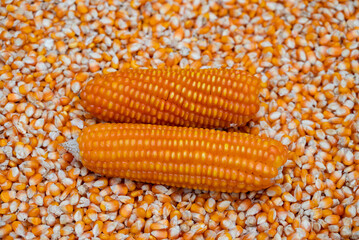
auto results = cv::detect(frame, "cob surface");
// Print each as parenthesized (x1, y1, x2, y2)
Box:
(80, 69, 260, 128)
(77, 123, 288, 193)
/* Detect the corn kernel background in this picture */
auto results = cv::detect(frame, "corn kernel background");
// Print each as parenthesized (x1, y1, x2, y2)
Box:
(0, 0, 359, 239)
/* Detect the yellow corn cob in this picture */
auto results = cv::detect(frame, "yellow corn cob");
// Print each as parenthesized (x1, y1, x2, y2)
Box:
(77, 123, 287, 193)
(80, 69, 260, 128)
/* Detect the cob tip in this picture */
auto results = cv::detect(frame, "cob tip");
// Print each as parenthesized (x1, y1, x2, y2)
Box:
(61, 138, 81, 161)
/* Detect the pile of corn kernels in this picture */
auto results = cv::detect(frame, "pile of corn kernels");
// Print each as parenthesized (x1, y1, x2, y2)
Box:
(1, 0, 359, 239)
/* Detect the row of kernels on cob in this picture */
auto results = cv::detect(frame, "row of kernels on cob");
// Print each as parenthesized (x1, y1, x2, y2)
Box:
(77, 123, 288, 193)
(80, 69, 260, 128)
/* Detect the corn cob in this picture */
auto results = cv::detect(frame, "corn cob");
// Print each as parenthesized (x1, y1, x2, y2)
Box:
(80, 69, 260, 128)
(77, 123, 287, 193)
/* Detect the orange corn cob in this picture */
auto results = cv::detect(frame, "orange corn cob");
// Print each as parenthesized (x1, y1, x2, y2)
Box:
(80, 69, 260, 128)
(77, 123, 287, 193)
